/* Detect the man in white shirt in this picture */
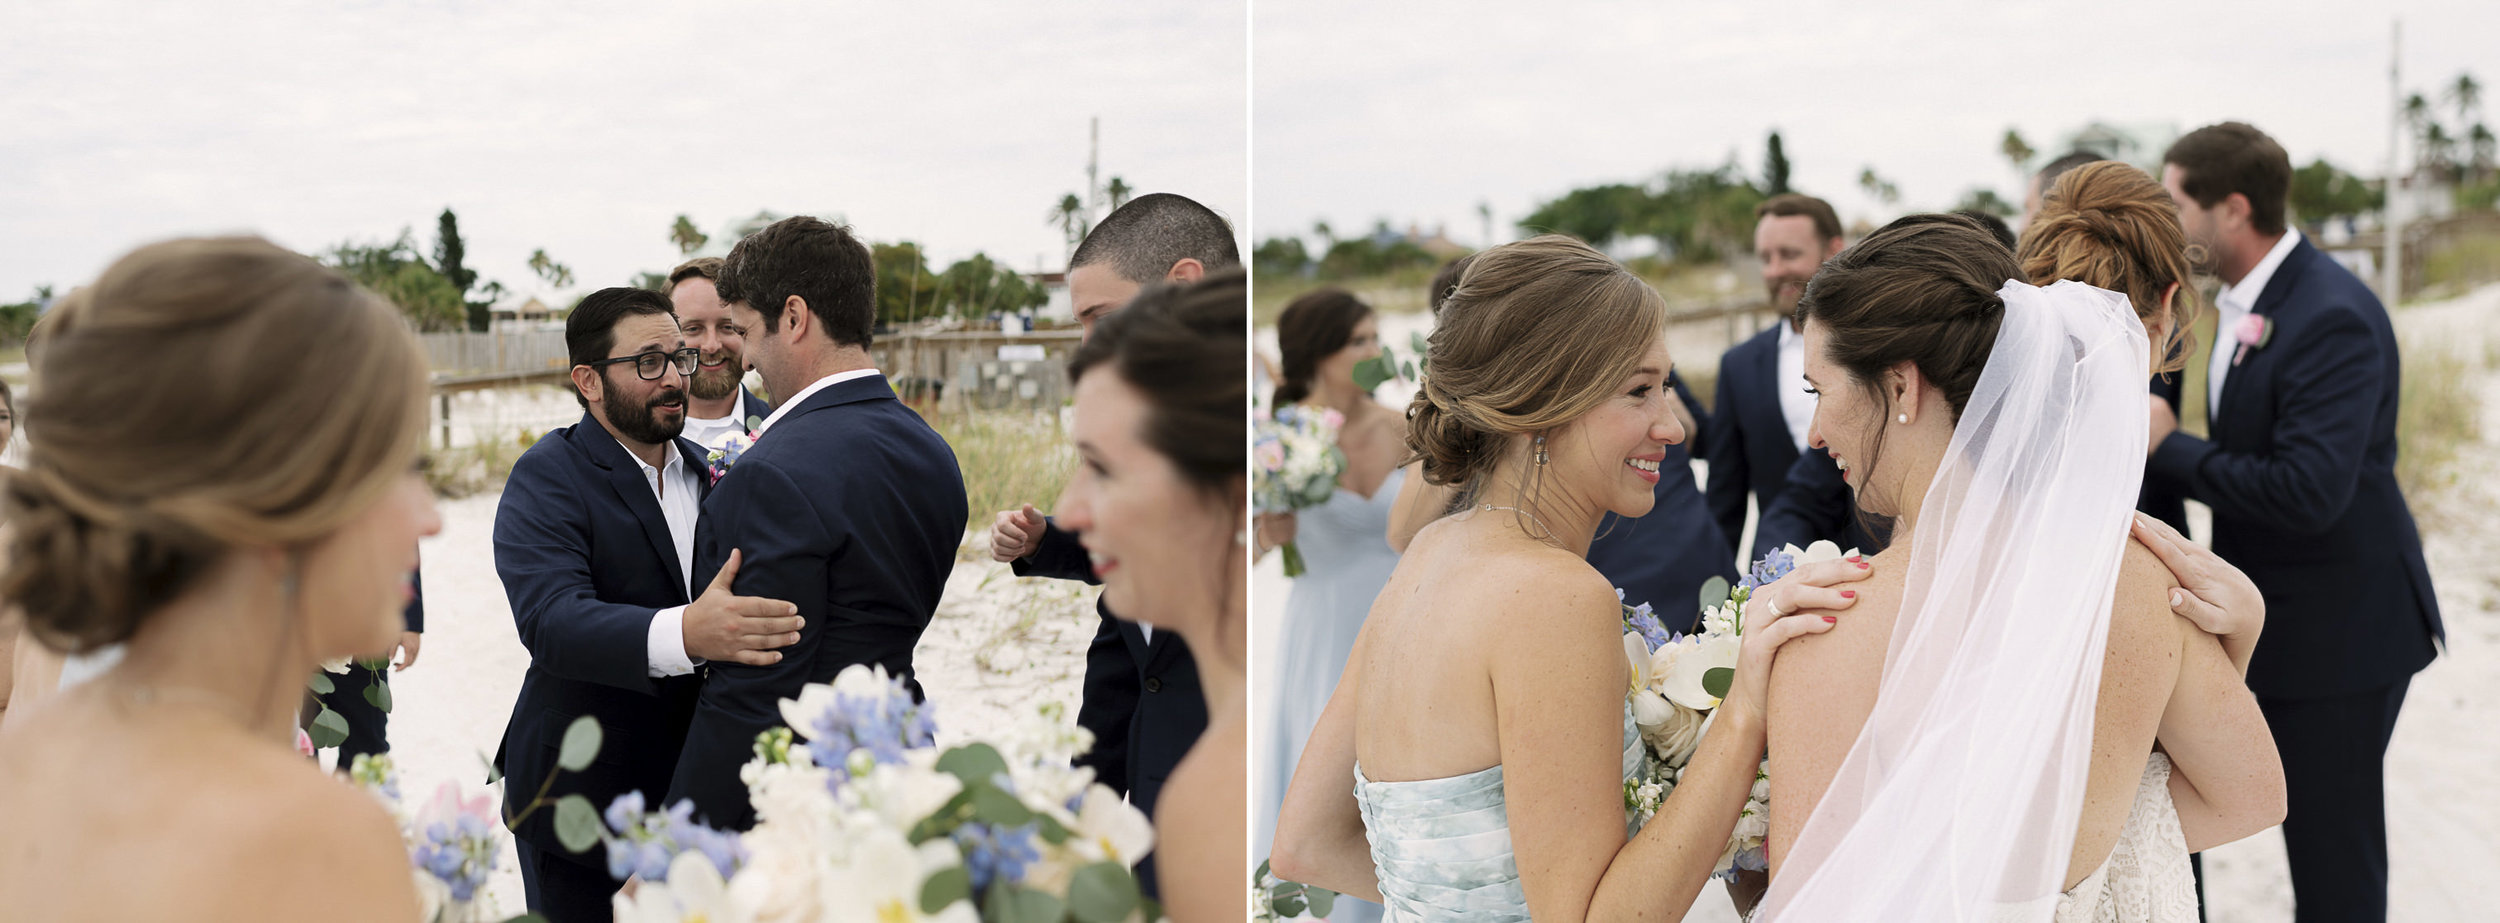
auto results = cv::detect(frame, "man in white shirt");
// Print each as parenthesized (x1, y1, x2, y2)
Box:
(665, 258, 773, 448)
(492, 287, 804, 919)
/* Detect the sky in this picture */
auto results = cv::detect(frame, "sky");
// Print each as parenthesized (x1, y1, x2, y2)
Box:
(1254, 0, 2496, 251)
(0, 0, 1248, 303)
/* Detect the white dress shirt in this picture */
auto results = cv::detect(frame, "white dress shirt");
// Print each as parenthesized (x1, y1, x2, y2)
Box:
(1775, 322, 1814, 452)
(681, 410, 749, 453)
(754, 368, 884, 438)
(2206, 228, 2303, 422)
(626, 433, 705, 678)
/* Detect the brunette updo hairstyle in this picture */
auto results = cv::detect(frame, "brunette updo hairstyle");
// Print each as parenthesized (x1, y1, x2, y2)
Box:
(1068, 268, 1247, 499)
(1795, 214, 2020, 515)
(1407, 235, 1667, 502)
(1271, 287, 1373, 407)
(4, 237, 429, 653)
(2017, 161, 2201, 373)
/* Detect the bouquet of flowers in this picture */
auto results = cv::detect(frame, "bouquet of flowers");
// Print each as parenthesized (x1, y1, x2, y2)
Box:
(1620, 540, 1855, 877)
(609, 665, 1158, 923)
(343, 754, 514, 923)
(1252, 406, 1347, 578)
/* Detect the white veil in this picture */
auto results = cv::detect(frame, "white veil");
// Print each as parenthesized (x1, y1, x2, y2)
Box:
(1763, 280, 2150, 921)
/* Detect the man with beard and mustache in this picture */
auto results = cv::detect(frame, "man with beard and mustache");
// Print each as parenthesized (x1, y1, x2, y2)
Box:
(666, 258, 773, 448)
(492, 287, 804, 920)
(1704, 194, 1881, 562)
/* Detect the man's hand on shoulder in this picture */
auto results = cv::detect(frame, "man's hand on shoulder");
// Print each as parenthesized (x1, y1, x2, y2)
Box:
(990, 503, 1047, 563)
(682, 548, 805, 666)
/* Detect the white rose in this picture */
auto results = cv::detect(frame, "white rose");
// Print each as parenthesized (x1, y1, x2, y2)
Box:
(1073, 783, 1155, 868)
(1642, 702, 1708, 769)
(777, 683, 841, 740)
(728, 828, 827, 923)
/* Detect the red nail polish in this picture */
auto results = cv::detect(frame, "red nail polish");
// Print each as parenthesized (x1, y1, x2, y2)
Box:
(1841, 590, 1856, 599)
(1823, 616, 1837, 623)
(1856, 561, 1871, 569)
(1847, 554, 1863, 563)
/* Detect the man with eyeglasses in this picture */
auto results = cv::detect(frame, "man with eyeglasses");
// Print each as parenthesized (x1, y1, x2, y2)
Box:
(491, 287, 803, 920)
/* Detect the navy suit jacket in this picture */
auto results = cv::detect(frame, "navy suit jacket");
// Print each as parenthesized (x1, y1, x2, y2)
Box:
(1588, 371, 1739, 624)
(667, 374, 968, 829)
(492, 416, 710, 865)
(1014, 519, 1202, 898)
(2146, 238, 2442, 699)
(1750, 448, 1889, 563)
(1709, 324, 1878, 563)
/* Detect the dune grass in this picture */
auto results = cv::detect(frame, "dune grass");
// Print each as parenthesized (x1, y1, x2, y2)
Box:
(930, 409, 1076, 529)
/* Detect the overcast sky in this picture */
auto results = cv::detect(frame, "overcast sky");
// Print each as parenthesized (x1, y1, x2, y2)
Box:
(1, 0, 1246, 302)
(1254, 0, 2494, 250)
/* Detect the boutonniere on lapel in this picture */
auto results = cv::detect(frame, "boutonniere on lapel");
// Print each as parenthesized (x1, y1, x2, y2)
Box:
(704, 429, 756, 484)
(2231, 314, 2275, 367)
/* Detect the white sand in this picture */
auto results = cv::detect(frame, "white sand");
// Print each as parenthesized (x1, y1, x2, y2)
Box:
(376, 494, 1094, 914)
(1252, 283, 2500, 921)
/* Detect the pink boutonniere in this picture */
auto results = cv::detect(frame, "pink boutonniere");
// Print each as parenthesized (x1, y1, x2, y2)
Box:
(2230, 314, 2274, 367)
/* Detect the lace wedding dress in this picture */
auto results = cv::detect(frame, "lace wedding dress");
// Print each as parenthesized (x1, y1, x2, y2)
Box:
(2048, 752, 2200, 923)
(1351, 702, 1645, 922)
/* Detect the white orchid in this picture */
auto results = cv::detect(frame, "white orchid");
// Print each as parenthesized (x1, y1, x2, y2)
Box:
(1072, 783, 1156, 868)
(613, 850, 741, 923)
(1660, 634, 1741, 711)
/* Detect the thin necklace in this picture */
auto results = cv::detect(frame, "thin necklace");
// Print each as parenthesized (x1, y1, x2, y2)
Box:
(122, 682, 284, 745)
(1479, 503, 1556, 542)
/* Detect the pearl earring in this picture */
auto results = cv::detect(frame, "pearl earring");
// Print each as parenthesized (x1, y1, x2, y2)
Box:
(1896, 413, 1910, 424)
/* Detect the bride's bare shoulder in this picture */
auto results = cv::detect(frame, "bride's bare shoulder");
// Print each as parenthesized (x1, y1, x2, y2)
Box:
(199, 755, 421, 915)
(2102, 537, 2187, 682)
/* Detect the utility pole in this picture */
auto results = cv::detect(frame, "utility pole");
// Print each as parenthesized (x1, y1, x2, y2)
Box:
(2384, 19, 2403, 303)
(1087, 116, 1101, 229)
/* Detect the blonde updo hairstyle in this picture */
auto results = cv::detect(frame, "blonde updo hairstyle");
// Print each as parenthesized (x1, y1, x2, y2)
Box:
(2017, 161, 2203, 374)
(1407, 235, 1668, 507)
(5, 237, 429, 654)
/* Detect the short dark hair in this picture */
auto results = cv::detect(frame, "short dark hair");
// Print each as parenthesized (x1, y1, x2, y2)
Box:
(665, 257, 723, 296)
(2163, 122, 2292, 236)
(2034, 150, 2106, 196)
(1954, 209, 2019, 252)
(565, 286, 677, 407)
(1069, 193, 1242, 284)
(1068, 268, 1246, 494)
(1754, 193, 1844, 245)
(716, 216, 877, 347)
(1427, 254, 1473, 314)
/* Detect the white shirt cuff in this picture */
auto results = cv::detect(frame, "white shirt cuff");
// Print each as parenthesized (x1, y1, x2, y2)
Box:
(648, 606, 698, 677)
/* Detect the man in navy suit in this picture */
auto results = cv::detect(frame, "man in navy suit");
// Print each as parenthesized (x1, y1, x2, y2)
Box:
(666, 217, 969, 831)
(494, 287, 805, 920)
(668, 257, 775, 448)
(1706, 194, 1874, 563)
(986, 193, 1236, 897)
(2152, 122, 2443, 923)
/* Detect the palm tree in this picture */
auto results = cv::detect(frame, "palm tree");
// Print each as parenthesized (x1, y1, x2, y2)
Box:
(2449, 73, 2483, 130)
(1312, 219, 1335, 252)
(1477, 201, 1494, 249)
(1048, 193, 1087, 258)
(1105, 176, 1134, 211)
(2470, 123, 2497, 179)
(669, 215, 708, 255)
(1858, 167, 1900, 206)
(2425, 122, 2458, 181)
(2000, 128, 2035, 173)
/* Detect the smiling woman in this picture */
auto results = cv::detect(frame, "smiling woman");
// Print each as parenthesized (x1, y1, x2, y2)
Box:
(1056, 268, 1248, 923)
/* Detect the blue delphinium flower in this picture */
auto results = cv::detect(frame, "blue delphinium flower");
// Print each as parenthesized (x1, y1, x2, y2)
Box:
(1738, 547, 1797, 593)
(1619, 589, 1674, 652)
(953, 822, 1043, 895)
(605, 839, 636, 882)
(605, 790, 646, 835)
(597, 795, 745, 884)
(807, 681, 938, 784)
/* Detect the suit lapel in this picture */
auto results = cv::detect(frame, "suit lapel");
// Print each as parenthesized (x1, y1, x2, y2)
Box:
(581, 416, 691, 604)
(2216, 239, 2308, 430)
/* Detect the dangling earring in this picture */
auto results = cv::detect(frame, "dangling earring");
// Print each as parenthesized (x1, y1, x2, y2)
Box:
(1533, 434, 1548, 468)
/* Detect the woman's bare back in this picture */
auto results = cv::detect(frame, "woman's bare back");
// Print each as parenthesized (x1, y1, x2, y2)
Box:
(1765, 537, 2185, 889)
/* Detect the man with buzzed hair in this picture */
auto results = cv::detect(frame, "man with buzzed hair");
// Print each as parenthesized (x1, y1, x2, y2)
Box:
(988, 191, 1237, 898)
(2022, 150, 2107, 228)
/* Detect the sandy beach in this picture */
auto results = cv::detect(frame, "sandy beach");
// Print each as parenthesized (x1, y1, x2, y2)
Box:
(374, 502, 1095, 914)
(1252, 282, 2500, 922)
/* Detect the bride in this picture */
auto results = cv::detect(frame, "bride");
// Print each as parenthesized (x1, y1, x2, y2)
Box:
(1272, 235, 1873, 920)
(0, 237, 440, 920)
(1764, 213, 2285, 920)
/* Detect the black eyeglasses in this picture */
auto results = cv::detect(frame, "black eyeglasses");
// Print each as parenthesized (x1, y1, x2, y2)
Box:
(583, 348, 701, 380)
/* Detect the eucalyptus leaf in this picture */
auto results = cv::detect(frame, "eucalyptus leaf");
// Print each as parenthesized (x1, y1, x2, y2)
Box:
(1400, 360, 1415, 379)
(1410, 331, 1429, 354)
(1703, 666, 1734, 700)
(936, 743, 1009, 787)
(969, 784, 1036, 826)
(1351, 353, 1395, 392)
(1699, 576, 1731, 614)
(910, 790, 978, 844)
(363, 678, 393, 713)
(919, 865, 972, 914)
(497, 915, 554, 923)
(1308, 885, 1338, 917)
(557, 715, 602, 772)
(983, 885, 1063, 923)
(553, 794, 602, 853)
(309, 707, 349, 749)
(308, 673, 335, 696)
(1034, 813, 1071, 845)
(1272, 894, 1307, 918)
(1066, 862, 1140, 923)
